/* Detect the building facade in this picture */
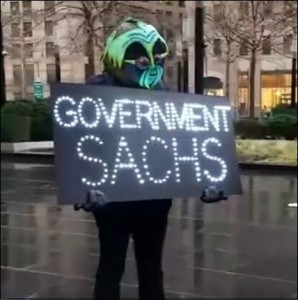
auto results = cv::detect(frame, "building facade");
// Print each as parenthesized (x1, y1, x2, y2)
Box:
(2, 1, 185, 100)
(201, 1, 297, 114)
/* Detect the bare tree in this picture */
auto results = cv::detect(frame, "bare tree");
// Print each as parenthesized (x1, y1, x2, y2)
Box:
(3, 1, 182, 88)
(206, 1, 297, 117)
(2, 18, 43, 98)
(41, 1, 156, 78)
(205, 1, 242, 98)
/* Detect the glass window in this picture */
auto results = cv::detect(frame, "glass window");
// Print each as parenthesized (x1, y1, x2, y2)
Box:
(240, 40, 248, 56)
(25, 64, 34, 86)
(239, 73, 248, 88)
(261, 73, 291, 88)
(46, 64, 57, 82)
(24, 43, 33, 58)
(13, 64, 22, 86)
(46, 42, 55, 57)
(45, 21, 54, 36)
(23, 22, 32, 37)
(213, 4, 223, 22)
(179, 1, 185, 7)
(23, 1, 32, 15)
(10, 2, 20, 15)
(262, 35, 271, 55)
(11, 23, 20, 37)
(238, 73, 249, 113)
(261, 73, 294, 108)
(45, 1, 55, 15)
(239, 2, 249, 17)
(213, 39, 222, 56)
(283, 34, 293, 55)
(12, 43, 21, 58)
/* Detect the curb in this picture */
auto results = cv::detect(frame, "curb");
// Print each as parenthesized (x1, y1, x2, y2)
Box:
(1, 152, 297, 173)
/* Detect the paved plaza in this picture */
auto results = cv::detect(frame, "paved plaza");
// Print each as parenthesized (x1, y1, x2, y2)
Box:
(1, 162, 297, 298)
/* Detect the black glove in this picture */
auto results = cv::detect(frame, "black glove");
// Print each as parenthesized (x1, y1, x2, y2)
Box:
(74, 190, 107, 212)
(200, 186, 228, 204)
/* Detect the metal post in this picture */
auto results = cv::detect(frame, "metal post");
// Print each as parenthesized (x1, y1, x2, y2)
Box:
(177, 61, 182, 93)
(0, 14, 7, 106)
(182, 47, 189, 93)
(55, 45, 61, 82)
(291, 54, 297, 107)
(194, 2, 204, 95)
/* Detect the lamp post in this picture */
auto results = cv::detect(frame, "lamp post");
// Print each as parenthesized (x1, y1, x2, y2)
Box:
(194, 1, 204, 95)
(0, 1, 7, 106)
(185, 1, 205, 94)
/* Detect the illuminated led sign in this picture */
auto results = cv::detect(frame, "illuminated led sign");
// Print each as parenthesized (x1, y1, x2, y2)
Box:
(51, 83, 241, 204)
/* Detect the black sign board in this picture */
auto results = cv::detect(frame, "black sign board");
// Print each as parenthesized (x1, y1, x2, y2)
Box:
(51, 83, 242, 205)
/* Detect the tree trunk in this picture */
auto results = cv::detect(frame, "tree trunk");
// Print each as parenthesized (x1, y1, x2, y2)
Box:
(249, 50, 256, 117)
(85, 36, 95, 80)
(225, 61, 230, 98)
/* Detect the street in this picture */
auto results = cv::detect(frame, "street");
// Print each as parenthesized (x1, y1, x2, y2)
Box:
(1, 162, 297, 298)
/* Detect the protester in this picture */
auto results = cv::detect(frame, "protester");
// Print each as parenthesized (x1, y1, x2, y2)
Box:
(86, 18, 172, 300)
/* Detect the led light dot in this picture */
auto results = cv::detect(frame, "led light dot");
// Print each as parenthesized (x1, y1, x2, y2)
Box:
(77, 97, 101, 128)
(152, 102, 173, 131)
(97, 98, 118, 128)
(110, 136, 145, 185)
(54, 96, 78, 128)
(117, 99, 138, 129)
(172, 137, 201, 183)
(77, 135, 109, 186)
(201, 137, 228, 182)
(214, 106, 231, 132)
(142, 136, 172, 184)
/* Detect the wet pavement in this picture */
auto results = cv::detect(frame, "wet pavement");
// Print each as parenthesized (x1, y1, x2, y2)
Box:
(1, 162, 297, 299)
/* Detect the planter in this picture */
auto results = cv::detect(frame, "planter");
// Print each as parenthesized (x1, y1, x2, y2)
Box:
(30, 116, 53, 141)
(1, 114, 31, 142)
(236, 139, 297, 165)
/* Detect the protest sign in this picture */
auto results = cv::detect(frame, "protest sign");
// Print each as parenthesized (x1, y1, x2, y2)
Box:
(51, 83, 242, 205)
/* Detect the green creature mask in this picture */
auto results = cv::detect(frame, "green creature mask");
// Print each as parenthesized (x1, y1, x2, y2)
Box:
(102, 18, 169, 89)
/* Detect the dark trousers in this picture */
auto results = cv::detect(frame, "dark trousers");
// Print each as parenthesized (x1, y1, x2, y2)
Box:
(93, 200, 172, 300)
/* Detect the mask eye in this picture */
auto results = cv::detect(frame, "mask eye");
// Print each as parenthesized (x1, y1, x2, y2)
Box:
(154, 54, 165, 65)
(135, 56, 150, 69)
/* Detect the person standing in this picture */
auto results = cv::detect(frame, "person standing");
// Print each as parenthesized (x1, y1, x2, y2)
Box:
(86, 18, 172, 300)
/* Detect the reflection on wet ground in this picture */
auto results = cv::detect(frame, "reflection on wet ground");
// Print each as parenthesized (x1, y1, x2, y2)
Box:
(1, 162, 297, 298)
